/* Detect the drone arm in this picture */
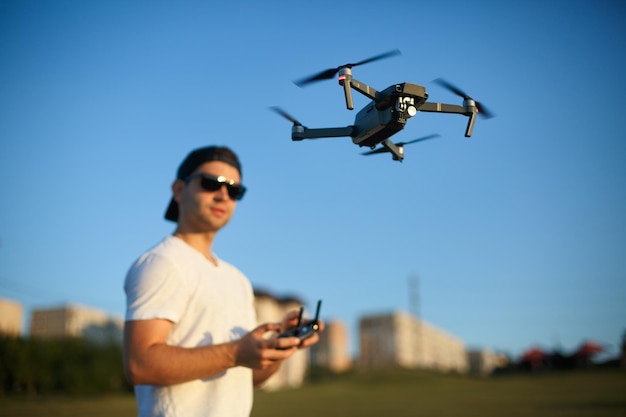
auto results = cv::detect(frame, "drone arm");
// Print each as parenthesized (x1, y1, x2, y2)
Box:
(418, 102, 466, 114)
(418, 102, 477, 137)
(292, 126, 356, 141)
(338, 69, 380, 110)
(348, 78, 379, 101)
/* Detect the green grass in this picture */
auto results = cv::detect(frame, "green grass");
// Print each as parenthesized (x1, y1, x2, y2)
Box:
(253, 368, 626, 417)
(0, 395, 136, 417)
(1, 369, 624, 417)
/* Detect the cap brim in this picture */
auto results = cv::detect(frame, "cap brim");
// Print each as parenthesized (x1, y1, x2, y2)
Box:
(164, 198, 178, 222)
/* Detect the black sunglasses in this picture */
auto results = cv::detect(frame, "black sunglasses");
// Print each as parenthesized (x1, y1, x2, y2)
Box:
(183, 173, 246, 201)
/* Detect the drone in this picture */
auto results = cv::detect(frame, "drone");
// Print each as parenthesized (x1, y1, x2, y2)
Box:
(272, 50, 493, 161)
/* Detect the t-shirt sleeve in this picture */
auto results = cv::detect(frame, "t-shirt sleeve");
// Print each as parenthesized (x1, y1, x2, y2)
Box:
(124, 252, 189, 323)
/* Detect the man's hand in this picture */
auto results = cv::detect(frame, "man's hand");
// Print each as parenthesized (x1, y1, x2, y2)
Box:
(235, 323, 300, 370)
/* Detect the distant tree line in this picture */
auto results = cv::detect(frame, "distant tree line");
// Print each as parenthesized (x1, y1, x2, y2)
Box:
(0, 335, 132, 396)
(496, 338, 624, 375)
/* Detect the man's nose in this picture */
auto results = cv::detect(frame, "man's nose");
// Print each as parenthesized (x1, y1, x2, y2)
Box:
(214, 184, 230, 200)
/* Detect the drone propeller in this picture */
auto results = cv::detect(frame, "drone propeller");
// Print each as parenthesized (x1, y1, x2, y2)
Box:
(362, 134, 440, 156)
(270, 106, 302, 126)
(294, 49, 402, 87)
(433, 78, 495, 119)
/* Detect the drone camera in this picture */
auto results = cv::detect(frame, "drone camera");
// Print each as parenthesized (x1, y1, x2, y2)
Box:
(396, 97, 418, 118)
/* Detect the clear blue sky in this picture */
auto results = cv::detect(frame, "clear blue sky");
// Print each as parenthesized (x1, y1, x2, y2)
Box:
(1, 1, 624, 361)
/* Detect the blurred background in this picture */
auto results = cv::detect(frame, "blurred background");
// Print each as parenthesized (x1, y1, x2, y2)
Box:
(1, 0, 625, 376)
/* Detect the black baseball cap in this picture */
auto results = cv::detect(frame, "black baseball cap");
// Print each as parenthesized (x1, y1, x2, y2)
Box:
(164, 146, 243, 222)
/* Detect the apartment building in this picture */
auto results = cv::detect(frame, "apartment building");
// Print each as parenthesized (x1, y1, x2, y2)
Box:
(0, 297, 23, 336)
(467, 348, 508, 376)
(358, 310, 468, 373)
(29, 303, 123, 345)
(310, 319, 352, 373)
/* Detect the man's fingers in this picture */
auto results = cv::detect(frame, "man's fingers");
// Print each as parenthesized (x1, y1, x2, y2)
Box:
(253, 322, 281, 336)
(299, 333, 319, 349)
(273, 336, 300, 351)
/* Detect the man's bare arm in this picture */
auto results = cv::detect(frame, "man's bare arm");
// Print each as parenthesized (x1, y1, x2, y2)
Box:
(123, 319, 299, 386)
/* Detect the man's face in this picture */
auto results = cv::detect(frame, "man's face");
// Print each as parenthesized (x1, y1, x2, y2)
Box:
(174, 160, 242, 232)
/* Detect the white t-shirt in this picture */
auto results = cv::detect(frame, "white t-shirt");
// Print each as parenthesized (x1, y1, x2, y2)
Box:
(124, 235, 256, 417)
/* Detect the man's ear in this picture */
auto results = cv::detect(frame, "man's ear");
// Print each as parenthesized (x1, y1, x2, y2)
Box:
(172, 179, 186, 204)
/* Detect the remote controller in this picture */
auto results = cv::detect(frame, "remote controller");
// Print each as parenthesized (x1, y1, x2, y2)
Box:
(278, 300, 321, 346)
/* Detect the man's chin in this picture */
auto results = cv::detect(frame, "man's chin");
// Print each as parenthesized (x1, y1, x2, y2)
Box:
(204, 217, 231, 231)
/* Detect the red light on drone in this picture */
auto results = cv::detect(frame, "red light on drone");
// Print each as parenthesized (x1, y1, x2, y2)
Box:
(338, 74, 346, 81)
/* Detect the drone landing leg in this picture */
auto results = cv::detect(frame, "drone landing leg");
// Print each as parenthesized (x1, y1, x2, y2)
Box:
(338, 68, 355, 110)
(464, 112, 477, 137)
(342, 79, 354, 110)
(382, 138, 404, 161)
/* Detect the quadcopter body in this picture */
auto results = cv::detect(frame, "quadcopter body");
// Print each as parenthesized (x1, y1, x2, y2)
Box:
(349, 82, 428, 148)
(273, 50, 493, 161)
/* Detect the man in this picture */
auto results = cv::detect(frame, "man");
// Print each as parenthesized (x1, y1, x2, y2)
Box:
(123, 146, 321, 417)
